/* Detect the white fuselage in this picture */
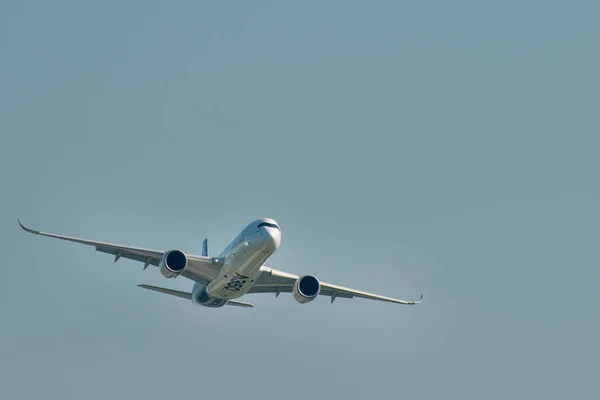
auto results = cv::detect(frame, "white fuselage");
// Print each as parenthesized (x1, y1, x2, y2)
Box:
(191, 218, 281, 306)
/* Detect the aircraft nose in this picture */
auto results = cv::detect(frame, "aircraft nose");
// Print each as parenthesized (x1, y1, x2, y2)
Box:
(268, 228, 281, 251)
(260, 226, 281, 252)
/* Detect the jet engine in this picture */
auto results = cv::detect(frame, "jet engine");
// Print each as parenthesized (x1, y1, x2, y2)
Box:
(292, 275, 321, 304)
(159, 250, 188, 278)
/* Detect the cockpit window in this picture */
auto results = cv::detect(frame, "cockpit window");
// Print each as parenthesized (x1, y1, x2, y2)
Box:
(257, 222, 280, 230)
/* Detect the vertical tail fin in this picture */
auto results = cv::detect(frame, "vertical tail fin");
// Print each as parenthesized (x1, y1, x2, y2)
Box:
(202, 239, 208, 257)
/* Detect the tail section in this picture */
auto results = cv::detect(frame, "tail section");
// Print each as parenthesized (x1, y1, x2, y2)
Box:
(202, 238, 208, 257)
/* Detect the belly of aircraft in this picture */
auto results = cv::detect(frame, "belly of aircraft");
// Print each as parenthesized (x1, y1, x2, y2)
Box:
(206, 241, 272, 299)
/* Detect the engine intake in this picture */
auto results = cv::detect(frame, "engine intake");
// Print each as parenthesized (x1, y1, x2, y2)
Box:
(159, 250, 188, 278)
(293, 275, 321, 304)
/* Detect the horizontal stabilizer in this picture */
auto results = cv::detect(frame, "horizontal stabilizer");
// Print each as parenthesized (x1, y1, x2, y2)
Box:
(226, 300, 254, 308)
(137, 284, 253, 308)
(138, 284, 191, 300)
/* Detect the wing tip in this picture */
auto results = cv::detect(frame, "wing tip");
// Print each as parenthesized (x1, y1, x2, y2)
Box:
(18, 218, 39, 235)
(403, 294, 424, 305)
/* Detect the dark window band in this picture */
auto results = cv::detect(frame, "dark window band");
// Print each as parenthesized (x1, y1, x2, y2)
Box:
(257, 222, 280, 230)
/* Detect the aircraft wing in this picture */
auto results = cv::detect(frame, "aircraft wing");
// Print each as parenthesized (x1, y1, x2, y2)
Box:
(248, 266, 423, 305)
(18, 219, 222, 285)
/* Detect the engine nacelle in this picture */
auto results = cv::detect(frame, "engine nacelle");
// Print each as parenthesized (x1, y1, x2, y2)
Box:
(293, 275, 321, 304)
(159, 250, 188, 279)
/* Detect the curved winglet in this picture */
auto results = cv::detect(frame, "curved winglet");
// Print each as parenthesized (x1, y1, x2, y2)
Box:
(413, 294, 424, 304)
(18, 218, 40, 235)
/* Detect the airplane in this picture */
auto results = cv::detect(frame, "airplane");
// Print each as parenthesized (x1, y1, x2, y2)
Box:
(18, 217, 423, 309)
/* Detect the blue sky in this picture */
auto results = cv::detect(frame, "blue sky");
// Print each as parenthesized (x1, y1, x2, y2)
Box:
(1, 1, 599, 399)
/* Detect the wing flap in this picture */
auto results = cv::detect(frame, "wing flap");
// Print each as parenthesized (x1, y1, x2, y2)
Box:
(96, 247, 160, 266)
